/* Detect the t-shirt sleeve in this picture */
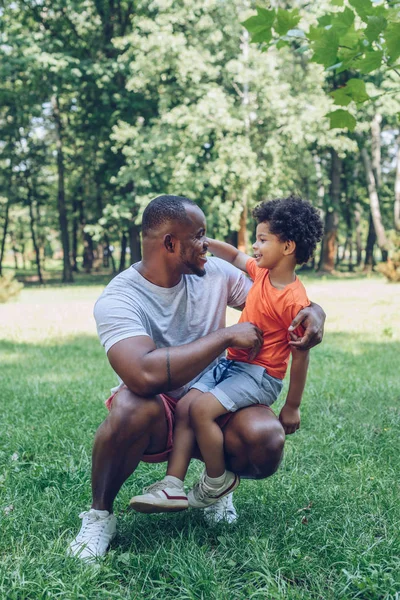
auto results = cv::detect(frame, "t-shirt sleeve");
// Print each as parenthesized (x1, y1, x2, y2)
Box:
(245, 257, 258, 280)
(94, 294, 151, 354)
(213, 258, 252, 308)
(280, 288, 311, 334)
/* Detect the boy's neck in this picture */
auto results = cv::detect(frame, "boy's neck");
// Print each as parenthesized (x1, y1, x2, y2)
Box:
(268, 261, 296, 289)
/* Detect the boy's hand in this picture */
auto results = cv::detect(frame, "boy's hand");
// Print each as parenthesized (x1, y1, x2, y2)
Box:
(279, 404, 300, 435)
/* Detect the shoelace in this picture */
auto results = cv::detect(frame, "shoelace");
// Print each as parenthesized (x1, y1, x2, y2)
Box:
(143, 480, 179, 494)
(77, 511, 108, 543)
(193, 475, 218, 501)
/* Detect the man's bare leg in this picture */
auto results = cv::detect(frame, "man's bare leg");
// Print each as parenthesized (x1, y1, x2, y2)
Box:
(91, 388, 170, 512)
(222, 405, 285, 479)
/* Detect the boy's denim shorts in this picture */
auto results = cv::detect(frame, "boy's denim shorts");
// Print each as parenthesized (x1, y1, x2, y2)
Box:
(190, 357, 283, 412)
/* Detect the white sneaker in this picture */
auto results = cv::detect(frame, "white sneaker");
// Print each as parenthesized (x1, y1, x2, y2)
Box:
(129, 478, 188, 513)
(203, 492, 238, 525)
(188, 470, 240, 509)
(68, 509, 117, 562)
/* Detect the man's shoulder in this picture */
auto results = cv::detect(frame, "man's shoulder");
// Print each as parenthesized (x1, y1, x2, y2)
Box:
(95, 266, 140, 306)
(204, 257, 242, 278)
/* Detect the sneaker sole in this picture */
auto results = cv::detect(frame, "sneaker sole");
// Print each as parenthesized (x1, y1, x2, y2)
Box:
(129, 498, 189, 514)
(188, 474, 240, 509)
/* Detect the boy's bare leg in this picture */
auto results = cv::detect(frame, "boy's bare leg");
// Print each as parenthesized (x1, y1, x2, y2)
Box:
(189, 393, 229, 478)
(166, 389, 203, 481)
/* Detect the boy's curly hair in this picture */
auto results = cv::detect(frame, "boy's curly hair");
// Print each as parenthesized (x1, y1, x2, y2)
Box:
(252, 195, 324, 265)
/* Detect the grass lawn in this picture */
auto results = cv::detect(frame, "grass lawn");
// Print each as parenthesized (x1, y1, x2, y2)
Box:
(0, 275, 399, 599)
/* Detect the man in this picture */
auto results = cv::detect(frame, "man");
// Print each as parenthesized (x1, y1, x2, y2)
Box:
(69, 195, 325, 562)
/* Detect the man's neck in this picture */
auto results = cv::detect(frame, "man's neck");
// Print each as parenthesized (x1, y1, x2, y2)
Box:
(134, 259, 183, 288)
(268, 262, 296, 290)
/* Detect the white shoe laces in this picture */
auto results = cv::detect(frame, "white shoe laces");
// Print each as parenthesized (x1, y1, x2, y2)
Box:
(143, 480, 171, 494)
(76, 511, 109, 545)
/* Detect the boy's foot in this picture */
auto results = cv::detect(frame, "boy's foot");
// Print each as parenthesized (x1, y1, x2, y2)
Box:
(188, 470, 240, 509)
(129, 477, 188, 513)
(203, 493, 238, 525)
(68, 509, 117, 562)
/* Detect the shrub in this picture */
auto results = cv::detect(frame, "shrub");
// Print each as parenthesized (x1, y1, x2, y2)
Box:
(0, 273, 24, 303)
(378, 233, 400, 283)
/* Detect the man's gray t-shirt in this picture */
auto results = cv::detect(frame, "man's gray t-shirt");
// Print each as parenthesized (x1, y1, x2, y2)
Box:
(94, 257, 252, 399)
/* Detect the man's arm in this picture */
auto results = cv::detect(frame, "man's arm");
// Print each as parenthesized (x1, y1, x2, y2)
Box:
(279, 348, 309, 435)
(207, 238, 251, 273)
(288, 301, 326, 350)
(107, 322, 263, 398)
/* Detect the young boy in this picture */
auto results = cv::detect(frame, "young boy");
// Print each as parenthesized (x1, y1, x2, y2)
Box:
(130, 195, 323, 512)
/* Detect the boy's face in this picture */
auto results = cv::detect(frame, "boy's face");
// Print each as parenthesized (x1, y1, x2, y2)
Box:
(252, 222, 286, 269)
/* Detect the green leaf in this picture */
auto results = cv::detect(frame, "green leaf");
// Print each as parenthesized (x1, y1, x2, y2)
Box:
(308, 26, 323, 42)
(365, 16, 387, 43)
(326, 109, 357, 131)
(345, 78, 370, 103)
(317, 15, 332, 28)
(332, 0, 344, 5)
(356, 50, 383, 73)
(385, 22, 400, 63)
(331, 87, 352, 106)
(242, 7, 275, 44)
(349, 0, 374, 22)
(275, 8, 301, 36)
(251, 28, 273, 44)
(242, 15, 268, 34)
(338, 26, 360, 50)
(311, 29, 339, 67)
(331, 7, 355, 36)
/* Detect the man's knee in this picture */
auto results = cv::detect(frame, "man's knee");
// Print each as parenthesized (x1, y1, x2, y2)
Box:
(245, 418, 285, 477)
(107, 389, 164, 436)
(226, 411, 285, 479)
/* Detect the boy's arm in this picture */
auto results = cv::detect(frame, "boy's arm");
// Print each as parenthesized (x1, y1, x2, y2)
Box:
(207, 238, 251, 273)
(279, 348, 309, 435)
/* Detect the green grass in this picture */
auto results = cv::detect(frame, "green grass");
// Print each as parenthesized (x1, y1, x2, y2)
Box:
(0, 278, 399, 599)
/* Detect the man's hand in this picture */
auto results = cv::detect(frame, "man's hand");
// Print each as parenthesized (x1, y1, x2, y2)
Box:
(279, 404, 300, 435)
(288, 302, 326, 350)
(227, 322, 263, 361)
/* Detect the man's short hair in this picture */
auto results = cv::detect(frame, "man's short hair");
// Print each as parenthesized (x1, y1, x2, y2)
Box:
(142, 195, 197, 236)
(252, 195, 324, 265)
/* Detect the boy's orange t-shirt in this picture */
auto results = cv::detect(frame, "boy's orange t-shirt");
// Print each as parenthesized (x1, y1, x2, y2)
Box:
(227, 258, 310, 380)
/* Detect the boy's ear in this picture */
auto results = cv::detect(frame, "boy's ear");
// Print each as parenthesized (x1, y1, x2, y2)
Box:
(283, 240, 296, 256)
(164, 233, 176, 253)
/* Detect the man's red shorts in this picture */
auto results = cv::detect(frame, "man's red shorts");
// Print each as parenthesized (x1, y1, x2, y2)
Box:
(105, 388, 235, 464)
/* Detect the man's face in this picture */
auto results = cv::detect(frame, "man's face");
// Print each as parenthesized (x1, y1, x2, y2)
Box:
(178, 205, 209, 277)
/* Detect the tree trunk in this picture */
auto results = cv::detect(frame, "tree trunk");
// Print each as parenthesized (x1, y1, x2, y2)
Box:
(26, 178, 43, 284)
(119, 232, 128, 272)
(83, 232, 94, 273)
(318, 148, 342, 272)
(361, 147, 388, 261)
(52, 94, 73, 283)
(364, 212, 376, 270)
(71, 196, 80, 272)
(0, 197, 10, 277)
(237, 197, 248, 253)
(129, 223, 141, 263)
(354, 203, 362, 266)
(237, 27, 250, 254)
(395, 138, 400, 231)
(371, 114, 382, 188)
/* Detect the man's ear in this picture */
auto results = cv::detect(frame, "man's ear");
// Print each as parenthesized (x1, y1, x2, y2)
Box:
(164, 234, 176, 253)
(284, 240, 296, 256)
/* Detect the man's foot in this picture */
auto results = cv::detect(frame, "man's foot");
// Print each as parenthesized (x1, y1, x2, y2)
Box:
(68, 509, 117, 562)
(188, 470, 240, 509)
(129, 476, 188, 513)
(203, 492, 238, 525)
